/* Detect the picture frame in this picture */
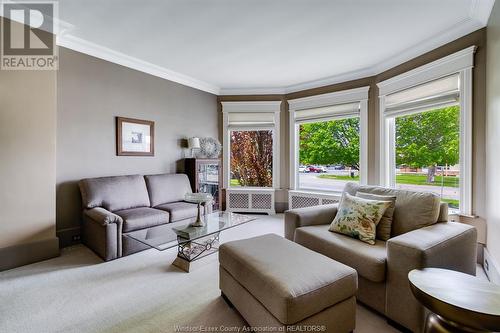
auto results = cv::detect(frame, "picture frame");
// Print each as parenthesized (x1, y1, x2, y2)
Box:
(116, 117, 155, 156)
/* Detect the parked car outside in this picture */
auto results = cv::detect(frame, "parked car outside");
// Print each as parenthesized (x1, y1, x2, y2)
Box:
(306, 165, 327, 173)
(299, 165, 307, 173)
(317, 166, 328, 173)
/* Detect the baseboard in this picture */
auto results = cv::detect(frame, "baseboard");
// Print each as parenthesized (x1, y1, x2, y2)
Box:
(483, 247, 500, 284)
(57, 226, 82, 248)
(477, 243, 484, 265)
(0, 237, 60, 271)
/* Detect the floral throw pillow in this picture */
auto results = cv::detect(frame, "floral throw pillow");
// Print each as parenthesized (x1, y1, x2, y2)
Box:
(329, 192, 392, 245)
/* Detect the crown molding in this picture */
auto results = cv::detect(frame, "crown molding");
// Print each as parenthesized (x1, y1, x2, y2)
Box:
(288, 86, 370, 111)
(46, 0, 493, 96)
(221, 101, 282, 113)
(56, 35, 220, 95)
(218, 87, 286, 95)
(284, 67, 376, 95)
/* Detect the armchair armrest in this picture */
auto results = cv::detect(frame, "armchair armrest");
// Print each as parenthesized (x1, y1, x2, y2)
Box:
(84, 207, 123, 225)
(82, 207, 124, 260)
(284, 203, 338, 241)
(386, 222, 477, 332)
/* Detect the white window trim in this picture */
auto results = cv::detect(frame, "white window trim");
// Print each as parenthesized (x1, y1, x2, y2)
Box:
(288, 86, 370, 193)
(377, 46, 475, 215)
(221, 101, 281, 189)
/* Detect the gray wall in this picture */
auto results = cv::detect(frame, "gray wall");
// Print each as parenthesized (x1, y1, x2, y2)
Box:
(0, 18, 59, 269)
(486, 2, 500, 268)
(56, 48, 218, 245)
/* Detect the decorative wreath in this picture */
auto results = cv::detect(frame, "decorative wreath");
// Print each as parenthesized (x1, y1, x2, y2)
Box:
(197, 137, 222, 158)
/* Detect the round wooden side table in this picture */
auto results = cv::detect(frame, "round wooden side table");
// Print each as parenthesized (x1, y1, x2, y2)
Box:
(409, 268, 500, 333)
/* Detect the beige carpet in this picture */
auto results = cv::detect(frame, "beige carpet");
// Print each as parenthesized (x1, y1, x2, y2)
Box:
(0, 214, 400, 333)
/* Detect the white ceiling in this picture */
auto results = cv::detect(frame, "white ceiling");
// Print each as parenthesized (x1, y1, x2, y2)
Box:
(53, 0, 494, 94)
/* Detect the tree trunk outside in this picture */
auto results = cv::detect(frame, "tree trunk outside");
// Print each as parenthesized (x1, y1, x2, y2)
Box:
(427, 165, 436, 183)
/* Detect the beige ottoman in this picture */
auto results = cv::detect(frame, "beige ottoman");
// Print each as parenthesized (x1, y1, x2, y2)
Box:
(219, 233, 358, 332)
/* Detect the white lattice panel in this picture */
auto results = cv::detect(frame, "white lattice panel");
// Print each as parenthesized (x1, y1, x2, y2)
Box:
(322, 198, 339, 205)
(226, 189, 275, 215)
(291, 196, 320, 209)
(228, 193, 249, 209)
(251, 193, 273, 209)
(289, 191, 341, 210)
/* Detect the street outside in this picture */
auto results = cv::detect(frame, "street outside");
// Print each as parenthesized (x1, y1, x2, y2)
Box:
(298, 170, 459, 202)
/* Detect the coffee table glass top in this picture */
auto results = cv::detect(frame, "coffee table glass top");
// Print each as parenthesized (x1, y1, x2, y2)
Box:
(126, 212, 255, 251)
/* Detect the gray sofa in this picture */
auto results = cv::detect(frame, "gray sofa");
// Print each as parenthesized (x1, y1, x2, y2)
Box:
(79, 173, 211, 261)
(285, 183, 477, 333)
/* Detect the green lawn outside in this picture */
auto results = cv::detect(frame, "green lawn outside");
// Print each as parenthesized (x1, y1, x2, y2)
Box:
(441, 198, 459, 208)
(318, 173, 459, 188)
(230, 179, 241, 186)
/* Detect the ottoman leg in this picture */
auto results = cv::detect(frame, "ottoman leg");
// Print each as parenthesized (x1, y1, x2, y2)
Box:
(221, 292, 234, 308)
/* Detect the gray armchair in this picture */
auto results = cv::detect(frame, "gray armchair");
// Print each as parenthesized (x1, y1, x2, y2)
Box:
(285, 183, 477, 333)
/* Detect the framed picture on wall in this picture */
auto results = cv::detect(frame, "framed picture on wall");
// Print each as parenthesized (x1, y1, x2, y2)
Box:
(116, 117, 155, 156)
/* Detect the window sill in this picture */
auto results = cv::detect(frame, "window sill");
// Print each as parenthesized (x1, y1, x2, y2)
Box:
(448, 211, 476, 218)
(226, 187, 276, 192)
(289, 189, 343, 197)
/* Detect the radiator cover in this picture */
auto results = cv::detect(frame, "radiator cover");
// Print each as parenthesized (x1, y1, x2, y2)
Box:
(226, 189, 275, 215)
(288, 190, 340, 209)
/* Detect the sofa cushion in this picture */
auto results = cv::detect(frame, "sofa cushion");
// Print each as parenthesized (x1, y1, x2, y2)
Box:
(330, 192, 391, 245)
(115, 207, 169, 233)
(219, 234, 357, 325)
(295, 224, 387, 283)
(79, 175, 150, 212)
(155, 201, 198, 222)
(144, 173, 193, 207)
(356, 191, 396, 241)
(344, 182, 441, 237)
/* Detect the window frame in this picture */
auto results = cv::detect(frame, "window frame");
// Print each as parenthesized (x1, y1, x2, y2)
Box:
(377, 46, 475, 215)
(288, 87, 370, 193)
(221, 101, 281, 189)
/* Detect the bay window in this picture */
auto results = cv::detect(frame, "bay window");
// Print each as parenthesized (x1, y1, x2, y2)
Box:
(289, 87, 369, 193)
(378, 47, 475, 214)
(221, 101, 281, 189)
(230, 129, 273, 187)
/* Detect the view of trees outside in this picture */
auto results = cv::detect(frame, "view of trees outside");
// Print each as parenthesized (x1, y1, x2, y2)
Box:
(296, 106, 460, 210)
(229, 106, 460, 210)
(230, 130, 273, 187)
(395, 106, 460, 209)
(299, 118, 360, 192)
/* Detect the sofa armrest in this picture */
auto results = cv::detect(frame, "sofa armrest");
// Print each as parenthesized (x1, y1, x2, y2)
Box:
(284, 204, 338, 241)
(82, 208, 123, 260)
(386, 222, 477, 332)
(84, 207, 123, 225)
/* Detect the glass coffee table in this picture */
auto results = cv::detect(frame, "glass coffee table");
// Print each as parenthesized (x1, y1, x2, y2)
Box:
(126, 212, 255, 272)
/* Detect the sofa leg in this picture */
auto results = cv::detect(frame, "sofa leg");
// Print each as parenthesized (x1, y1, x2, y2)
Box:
(221, 292, 234, 308)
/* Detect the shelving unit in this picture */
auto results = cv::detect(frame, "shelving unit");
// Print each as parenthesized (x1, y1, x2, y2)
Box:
(185, 158, 222, 211)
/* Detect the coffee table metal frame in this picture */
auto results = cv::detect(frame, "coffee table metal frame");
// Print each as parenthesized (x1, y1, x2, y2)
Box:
(126, 212, 255, 272)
